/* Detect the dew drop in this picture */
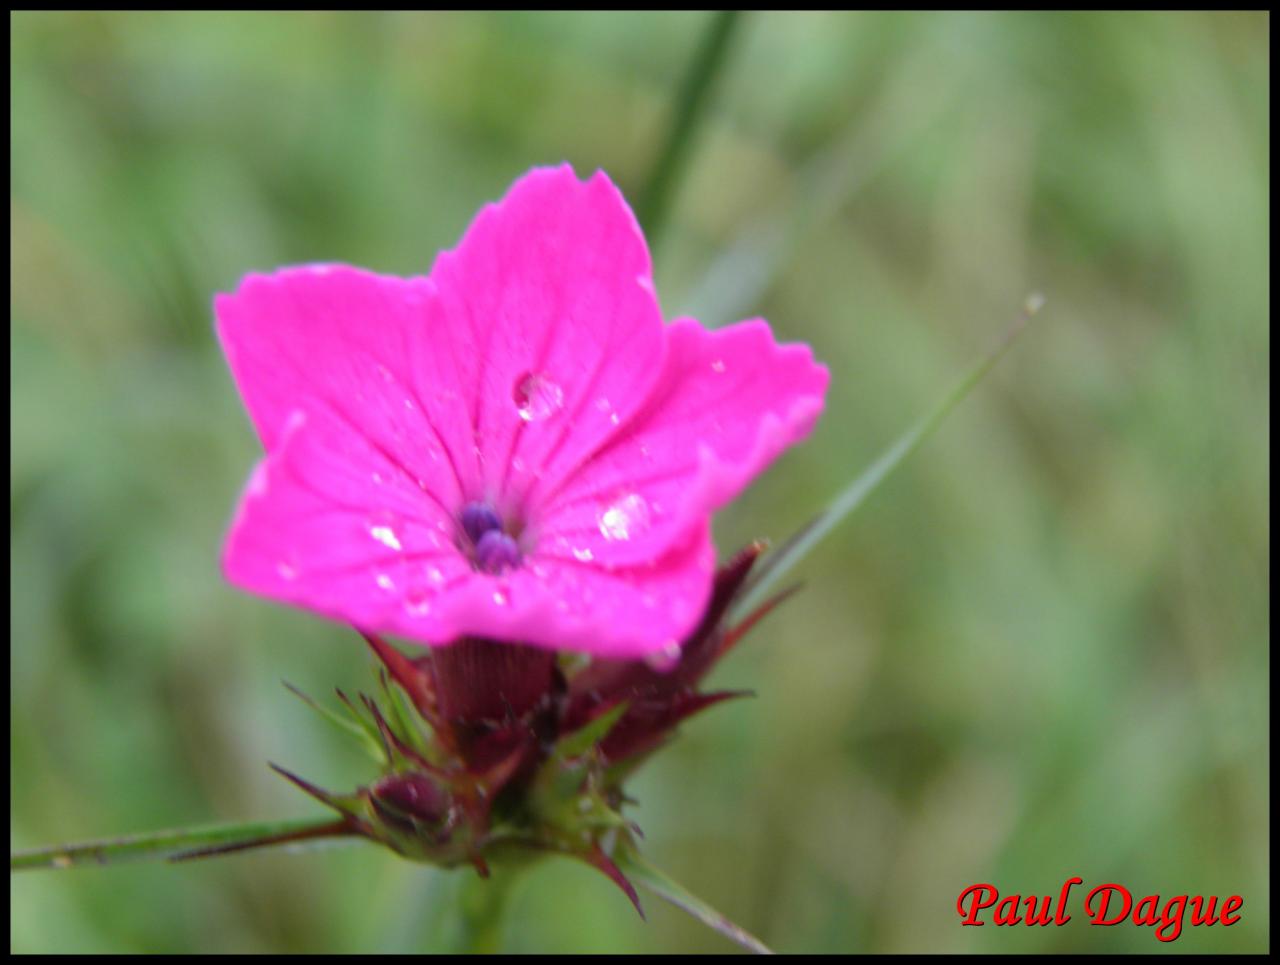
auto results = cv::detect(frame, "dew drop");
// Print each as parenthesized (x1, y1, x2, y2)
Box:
(598, 493, 650, 542)
(405, 586, 433, 616)
(593, 396, 621, 427)
(375, 573, 396, 592)
(644, 640, 683, 671)
(368, 511, 401, 547)
(710, 358, 726, 373)
(513, 372, 564, 422)
(572, 546, 594, 563)
(426, 565, 444, 585)
(492, 588, 509, 606)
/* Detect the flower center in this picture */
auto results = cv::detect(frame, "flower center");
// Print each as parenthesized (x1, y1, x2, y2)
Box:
(459, 501, 522, 574)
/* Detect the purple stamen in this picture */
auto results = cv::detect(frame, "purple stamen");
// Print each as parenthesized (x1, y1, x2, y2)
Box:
(460, 502, 503, 544)
(474, 529, 522, 574)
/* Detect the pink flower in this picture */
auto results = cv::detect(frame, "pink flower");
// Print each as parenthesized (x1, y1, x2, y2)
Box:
(216, 165, 827, 658)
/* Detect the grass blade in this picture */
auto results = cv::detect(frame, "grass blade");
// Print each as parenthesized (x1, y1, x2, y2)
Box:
(614, 846, 773, 954)
(735, 293, 1044, 620)
(636, 11, 742, 246)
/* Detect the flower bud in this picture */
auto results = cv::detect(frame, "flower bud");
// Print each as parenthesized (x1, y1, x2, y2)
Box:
(276, 541, 792, 902)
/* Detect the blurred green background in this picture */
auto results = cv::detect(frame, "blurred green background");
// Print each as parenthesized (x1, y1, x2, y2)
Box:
(10, 10, 1269, 953)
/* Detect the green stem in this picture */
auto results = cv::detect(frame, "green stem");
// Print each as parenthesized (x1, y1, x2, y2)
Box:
(735, 294, 1045, 620)
(10, 816, 353, 871)
(456, 865, 523, 954)
(637, 10, 742, 247)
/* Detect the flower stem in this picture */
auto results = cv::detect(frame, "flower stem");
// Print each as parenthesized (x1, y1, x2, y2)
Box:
(456, 865, 523, 954)
(10, 816, 354, 870)
(637, 10, 742, 248)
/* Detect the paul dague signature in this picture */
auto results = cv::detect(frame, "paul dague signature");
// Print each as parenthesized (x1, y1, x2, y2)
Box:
(957, 878, 1243, 943)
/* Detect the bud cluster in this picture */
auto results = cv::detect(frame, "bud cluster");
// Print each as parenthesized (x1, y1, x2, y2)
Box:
(276, 542, 789, 909)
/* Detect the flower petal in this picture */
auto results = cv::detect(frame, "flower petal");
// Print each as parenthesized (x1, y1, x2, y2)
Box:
(425, 164, 666, 521)
(223, 407, 473, 630)
(216, 166, 827, 659)
(224, 406, 715, 656)
(412, 530, 716, 659)
(215, 264, 480, 512)
(534, 318, 829, 566)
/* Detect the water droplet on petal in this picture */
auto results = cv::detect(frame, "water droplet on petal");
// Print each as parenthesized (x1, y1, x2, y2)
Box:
(644, 640, 683, 671)
(572, 546, 594, 562)
(598, 493, 651, 542)
(368, 506, 401, 545)
(376, 573, 396, 592)
(710, 358, 726, 373)
(405, 586, 432, 616)
(593, 396, 620, 426)
(513, 372, 564, 422)
(492, 587, 509, 606)
(426, 565, 444, 585)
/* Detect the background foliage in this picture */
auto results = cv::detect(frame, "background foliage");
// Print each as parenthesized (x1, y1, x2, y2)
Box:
(10, 10, 1269, 953)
